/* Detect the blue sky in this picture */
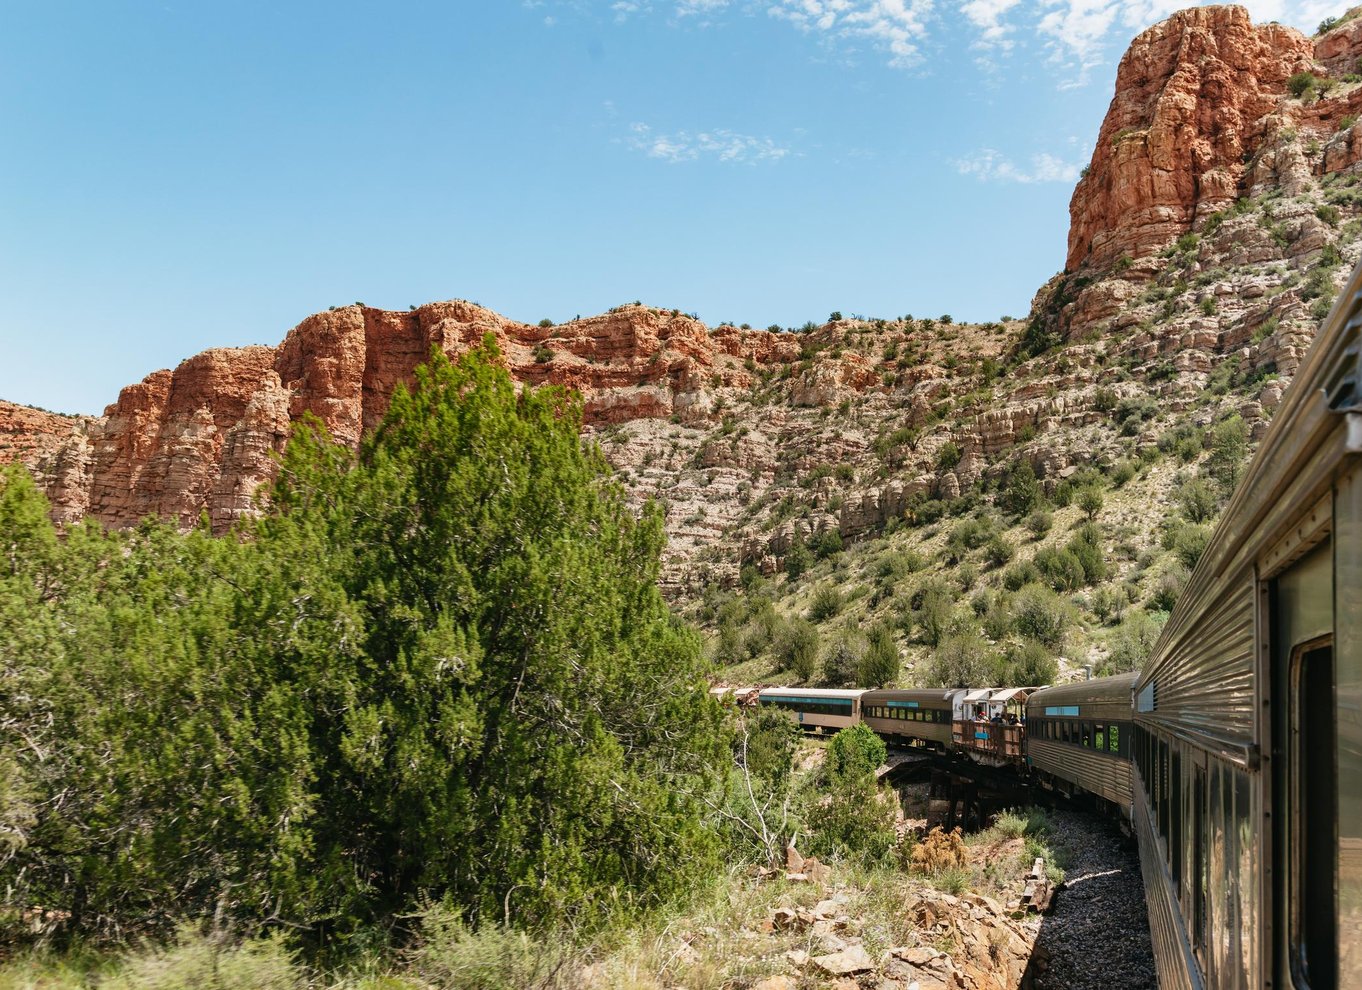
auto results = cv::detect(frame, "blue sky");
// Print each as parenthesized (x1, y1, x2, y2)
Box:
(0, 0, 1339, 414)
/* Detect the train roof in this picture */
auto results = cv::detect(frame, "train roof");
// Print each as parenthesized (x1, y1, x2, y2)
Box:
(1139, 251, 1362, 737)
(860, 688, 960, 704)
(756, 687, 867, 699)
(1028, 672, 1138, 710)
(959, 687, 1038, 703)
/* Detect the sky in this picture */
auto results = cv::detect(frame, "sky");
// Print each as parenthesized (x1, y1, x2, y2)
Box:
(0, 0, 1343, 414)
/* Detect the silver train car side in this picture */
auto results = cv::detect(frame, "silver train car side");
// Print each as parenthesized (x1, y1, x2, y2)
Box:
(757, 687, 865, 732)
(861, 689, 960, 748)
(1026, 673, 1135, 815)
(1133, 256, 1362, 989)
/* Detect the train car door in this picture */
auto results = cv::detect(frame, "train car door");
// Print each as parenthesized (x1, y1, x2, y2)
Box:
(1270, 539, 1335, 990)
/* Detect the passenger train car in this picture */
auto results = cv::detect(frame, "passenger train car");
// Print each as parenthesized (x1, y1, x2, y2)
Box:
(1130, 255, 1362, 988)
(1027, 673, 1135, 814)
(756, 687, 864, 732)
(860, 688, 959, 748)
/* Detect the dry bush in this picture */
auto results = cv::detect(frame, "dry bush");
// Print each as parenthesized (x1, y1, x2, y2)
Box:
(908, 827, 968, 874)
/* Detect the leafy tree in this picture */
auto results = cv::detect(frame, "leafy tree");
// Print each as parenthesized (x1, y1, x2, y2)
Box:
(809, 584, 843, 622)
(909, 579, 956, 647)
(2, 343, 727, 945)
(936, 442, 962, 471)
(806, 727, 896, 866)
(784, 535, 813, 580)
(826, 724, 887, 780)
(1179, 477, 1218, 523)
(1207, 415, 1250, 495)
(1001, 461, 1043, 517)
(1104, 611, 1168, 674)
(1000, 639, 1058, 686)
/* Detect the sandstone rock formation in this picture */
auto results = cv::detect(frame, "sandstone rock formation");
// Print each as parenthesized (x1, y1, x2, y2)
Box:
(1067, 5, 1362, 273)
(3, 302, 804, 535)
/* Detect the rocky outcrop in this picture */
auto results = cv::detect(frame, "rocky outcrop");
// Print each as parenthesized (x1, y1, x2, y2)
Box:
(3, 303, 807, 535)
(1067, 5, 1317, 272)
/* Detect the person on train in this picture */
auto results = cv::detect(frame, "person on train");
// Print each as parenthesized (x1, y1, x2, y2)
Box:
(990, 712, 1004, 724)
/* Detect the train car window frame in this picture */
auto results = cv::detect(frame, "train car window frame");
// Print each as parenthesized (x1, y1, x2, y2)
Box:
(1287, 636, 1337, 990)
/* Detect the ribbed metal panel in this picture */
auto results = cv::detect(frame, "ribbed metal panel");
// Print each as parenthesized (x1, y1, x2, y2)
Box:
(1135, 781, 1203, 990)
(862, 716, 950, 745)
(1029, 739, 1132, 809)
(1143, 575, 1256, 746)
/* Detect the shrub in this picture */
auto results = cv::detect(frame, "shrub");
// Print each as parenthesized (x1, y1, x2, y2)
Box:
(778, 618, 821, 680)
(859, 624, 900, 687)
(947, 517, 996, 561)
(910, 579, 958, 646)
(533, 344, 553, 363)
(1179, 477, 1219, 523)
(809, 584, 844, 623)
(1149, 563, 1189, 612)
(909, 826, 969, 874)
(984, 534, 1014, 567)
(409, 906, 565, 990)
(1025, 510, 1053, 538)
(537, 318, 554, 328)
(1012, 584, 1074, 649)
(1173, 523, 1213, 569)
(1288, 71, 1319, 98)
(927, 632, 999, 687)
(1104, 610, 1168, 675)
(981, 594, 1014, 640)
(1076, 486, 1104, 520)
(822, 630, 868, 686)
(1091, 584, 1125, 624)
(785, 536, 813, 580)
(936, 442, 963, 471)
(1034, 546, 1086, 592)
(99, 928, 303, 990)
(1003, 560, 1042, 591)
(876, 549, 925, 581)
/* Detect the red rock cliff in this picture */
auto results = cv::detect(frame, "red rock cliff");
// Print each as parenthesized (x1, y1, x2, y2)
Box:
(4, 302, 801, 531)
(1067, 5, 1317, 272)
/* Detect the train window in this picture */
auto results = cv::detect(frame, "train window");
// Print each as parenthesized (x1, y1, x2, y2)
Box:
(1095, 724, 1106, 751)
(1081, 723, 1092, 748)
(1193, 762, 1206, 955)
(1289, 641, 1336, 990)
(1108, 724, 1120, 754)
(1171, 748, 1183, 895)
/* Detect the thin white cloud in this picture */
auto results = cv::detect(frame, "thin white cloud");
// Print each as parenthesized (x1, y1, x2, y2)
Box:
(954, 148, 1082, 183)
(628, 122, 791, 162)
(768, 0, 935, 67)
(961, 0, 1023, 49)
(547, 0, 1348, 86)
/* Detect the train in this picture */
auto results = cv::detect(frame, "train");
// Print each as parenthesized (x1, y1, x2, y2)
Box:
(732, 257, 1362, 987)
